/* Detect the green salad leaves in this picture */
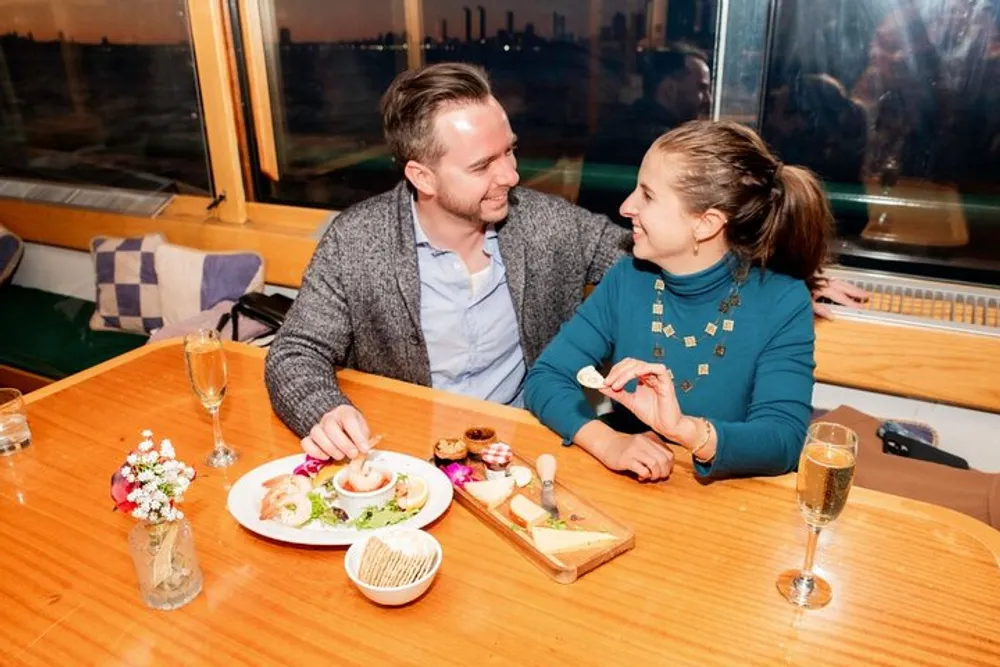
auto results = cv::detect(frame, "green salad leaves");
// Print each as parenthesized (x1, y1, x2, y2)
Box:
(303, 491, 418, 530)
(350, 499, 421, 530)
(307, 491, 348, 527)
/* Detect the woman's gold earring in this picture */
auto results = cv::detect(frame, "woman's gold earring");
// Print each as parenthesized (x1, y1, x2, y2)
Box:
(693, 232, 700, 256)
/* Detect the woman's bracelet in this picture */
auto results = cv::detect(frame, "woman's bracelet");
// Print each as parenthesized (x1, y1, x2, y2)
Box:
(689, 417, 713, 461)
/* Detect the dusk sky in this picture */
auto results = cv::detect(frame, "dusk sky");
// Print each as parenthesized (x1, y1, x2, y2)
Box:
(0, 0, 650, 44)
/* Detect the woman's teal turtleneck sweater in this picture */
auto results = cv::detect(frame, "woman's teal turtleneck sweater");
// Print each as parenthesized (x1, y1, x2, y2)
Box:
(524, 254, 816, 479)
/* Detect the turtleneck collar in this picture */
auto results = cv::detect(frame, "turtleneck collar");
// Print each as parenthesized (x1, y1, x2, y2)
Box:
(659, 253, 740, 299)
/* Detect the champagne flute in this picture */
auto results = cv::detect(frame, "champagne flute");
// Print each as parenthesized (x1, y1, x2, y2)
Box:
(183, 329, 238, 468)
(776, 422, 858, 609)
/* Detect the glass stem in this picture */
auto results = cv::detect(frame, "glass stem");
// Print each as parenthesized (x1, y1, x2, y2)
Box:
(799, 525, 822, 585)
(209, 407, 225, 453)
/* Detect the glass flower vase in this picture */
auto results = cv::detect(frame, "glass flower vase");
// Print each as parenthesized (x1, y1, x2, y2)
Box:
(128, 519, 203, 610)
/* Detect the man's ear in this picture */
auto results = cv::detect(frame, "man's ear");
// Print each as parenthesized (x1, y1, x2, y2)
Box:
(655, 78, 678, 109)
(695, 208, 728, 243)
(404, 160, 437, 198)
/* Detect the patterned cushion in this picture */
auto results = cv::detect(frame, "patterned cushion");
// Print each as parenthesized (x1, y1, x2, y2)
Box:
(0, 224, 25, 287)
(89, 233, 165, 334)
(154, 243, 265, 326)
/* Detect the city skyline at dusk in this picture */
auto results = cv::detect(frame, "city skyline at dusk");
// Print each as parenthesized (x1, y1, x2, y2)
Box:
(0, 0, 652, 45)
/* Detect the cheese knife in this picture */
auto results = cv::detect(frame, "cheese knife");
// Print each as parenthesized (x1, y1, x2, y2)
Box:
(536, 453, 559, 519)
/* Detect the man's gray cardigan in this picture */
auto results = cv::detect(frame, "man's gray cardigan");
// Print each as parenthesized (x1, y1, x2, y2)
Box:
(264, 181, 630, 438)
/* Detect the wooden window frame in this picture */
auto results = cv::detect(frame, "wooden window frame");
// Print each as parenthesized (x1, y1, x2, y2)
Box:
(187, 0, 248, 223)
(0, 195, 327, 287)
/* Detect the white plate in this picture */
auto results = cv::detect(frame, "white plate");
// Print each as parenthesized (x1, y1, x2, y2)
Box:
(226, 451, 453, 546)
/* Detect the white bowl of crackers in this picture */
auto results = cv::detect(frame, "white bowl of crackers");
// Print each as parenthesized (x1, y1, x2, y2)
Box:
(344, 528, 442, 606)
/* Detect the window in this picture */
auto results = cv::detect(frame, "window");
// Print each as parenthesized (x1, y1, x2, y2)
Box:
(759, 0, 1000, 284)
(0, 0, 211, 203)
(239, 0, 717, 222)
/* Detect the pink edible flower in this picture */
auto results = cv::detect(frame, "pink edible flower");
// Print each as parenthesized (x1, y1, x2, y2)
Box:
(293, 455, 331, 477)
(442, 462, 476, 488)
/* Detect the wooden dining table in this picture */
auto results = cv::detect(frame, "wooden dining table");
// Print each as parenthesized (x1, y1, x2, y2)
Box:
(2, 341, 999, 666)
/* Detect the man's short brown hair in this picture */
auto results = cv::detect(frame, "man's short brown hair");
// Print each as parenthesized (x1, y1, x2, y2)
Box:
(380, 62, 493, 166)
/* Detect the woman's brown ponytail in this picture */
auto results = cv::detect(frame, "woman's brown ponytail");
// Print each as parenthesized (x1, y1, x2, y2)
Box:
(653, 121, 832, 291)
(758, 163, 832, 291)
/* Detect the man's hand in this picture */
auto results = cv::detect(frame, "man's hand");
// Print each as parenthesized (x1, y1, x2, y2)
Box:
(812, 277, 868, 319)
(300, 404, 372, 460)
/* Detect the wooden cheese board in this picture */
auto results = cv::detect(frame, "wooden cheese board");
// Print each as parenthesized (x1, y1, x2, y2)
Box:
(431, 429, 635, 584)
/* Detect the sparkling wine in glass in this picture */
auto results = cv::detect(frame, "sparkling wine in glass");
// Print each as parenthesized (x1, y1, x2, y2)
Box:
(183, 329, 238, 468)
(776, 422, 858, 609)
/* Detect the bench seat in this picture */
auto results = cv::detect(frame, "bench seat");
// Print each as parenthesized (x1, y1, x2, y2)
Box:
(0, 285, 147, 381)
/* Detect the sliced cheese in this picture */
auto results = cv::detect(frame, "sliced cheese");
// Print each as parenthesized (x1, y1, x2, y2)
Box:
(510, 494, 549, 528)
(531, 527, 617, 555)
(464, 478, 515, 508)
(509, 465, 533, 488)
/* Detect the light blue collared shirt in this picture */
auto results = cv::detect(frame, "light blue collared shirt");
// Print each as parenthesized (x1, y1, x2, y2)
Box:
(412, 201, 526, 407)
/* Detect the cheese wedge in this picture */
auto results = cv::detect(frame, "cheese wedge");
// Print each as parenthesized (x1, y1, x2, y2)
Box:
(510, 494, 549, 528)
(531, 527, 617, 555)
(464, 478, 515, 508)
(509, 465, 533, 488)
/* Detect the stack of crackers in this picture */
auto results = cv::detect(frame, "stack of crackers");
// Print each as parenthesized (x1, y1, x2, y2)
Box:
(358, 536, 436, 588)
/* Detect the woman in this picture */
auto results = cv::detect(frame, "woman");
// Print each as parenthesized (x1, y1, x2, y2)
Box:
(524, 120, 830, 481)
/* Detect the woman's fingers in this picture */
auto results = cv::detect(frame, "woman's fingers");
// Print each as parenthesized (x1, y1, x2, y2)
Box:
(635, 440, 673, 480)
(603, 358, 639, 391)
(629, 361, 670, 382)
(626, 458, 651, 481)
(613, 435, 674, 482)
(604, 358, 671, 392)
(598, 385, 634, 412)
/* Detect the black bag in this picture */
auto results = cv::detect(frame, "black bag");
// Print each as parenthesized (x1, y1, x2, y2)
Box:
(215, 292, 293, 341)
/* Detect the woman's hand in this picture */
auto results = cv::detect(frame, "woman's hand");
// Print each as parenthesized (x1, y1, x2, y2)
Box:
(599, 358, 683, 438)
(600, 431, 674, 481)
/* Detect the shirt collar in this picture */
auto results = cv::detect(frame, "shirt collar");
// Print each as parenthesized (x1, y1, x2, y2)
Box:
(411, 196, 431, 247)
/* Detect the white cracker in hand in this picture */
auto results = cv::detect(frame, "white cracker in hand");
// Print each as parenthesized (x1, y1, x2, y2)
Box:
(576, 365, 606, 390)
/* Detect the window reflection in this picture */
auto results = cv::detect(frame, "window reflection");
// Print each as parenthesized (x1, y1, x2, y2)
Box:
(0, 1, 210, 195)
(761, 0, 1000, 282)
(255, 1, 716, 217)
(577, 45, 712, 223)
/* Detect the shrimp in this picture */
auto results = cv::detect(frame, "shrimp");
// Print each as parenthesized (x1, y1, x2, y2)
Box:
(346, 455, 386, 493)
(272, 492, 312, 526)
(259, 474, 312, 520)
(259, 488, 293, 520)
(262, 474, 310, 494)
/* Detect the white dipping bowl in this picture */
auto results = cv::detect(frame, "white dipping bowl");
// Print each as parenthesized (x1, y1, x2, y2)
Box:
(333, 466, 397, 520)
(344, 529, 442, 606)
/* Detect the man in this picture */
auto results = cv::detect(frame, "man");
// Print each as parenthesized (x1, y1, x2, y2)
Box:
(265, 63, 628, 462)
(264, 62, 863, 462)
(577, 47, 712, 224)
